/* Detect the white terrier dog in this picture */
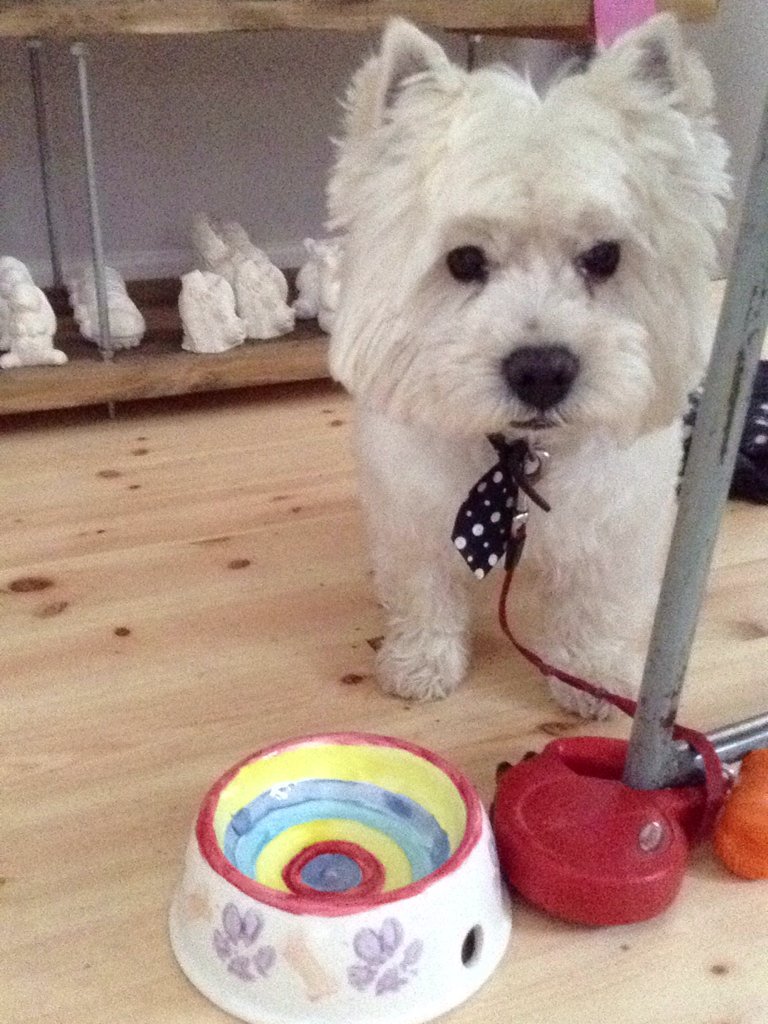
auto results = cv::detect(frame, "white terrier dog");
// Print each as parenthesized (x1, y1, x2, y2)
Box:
(327, 15, 730, 715)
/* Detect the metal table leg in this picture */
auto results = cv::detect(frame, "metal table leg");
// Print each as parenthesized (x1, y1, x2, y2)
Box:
(624, 91, 768, 790)
(71, 41, 115, 418)
(466, 33, 482, 72)
(27, 39, 63, 288)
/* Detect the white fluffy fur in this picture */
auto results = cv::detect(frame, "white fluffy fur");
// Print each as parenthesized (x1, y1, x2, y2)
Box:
(327, 16, 730, 713)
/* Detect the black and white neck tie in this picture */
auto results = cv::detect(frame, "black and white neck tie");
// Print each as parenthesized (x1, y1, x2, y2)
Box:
(451, 437, 550, 579)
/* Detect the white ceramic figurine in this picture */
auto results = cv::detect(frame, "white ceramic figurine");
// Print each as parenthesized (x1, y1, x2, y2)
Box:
(219, 220, 289, 302)
(0, 256, 35, 352)
(68, 266, 145, 350)
(293, 237, 343, 333)
(178, 270, 246, 353)
(0, 281, 66, 369)
(233, 260, 295, 340)
(191, 214, 294, 340)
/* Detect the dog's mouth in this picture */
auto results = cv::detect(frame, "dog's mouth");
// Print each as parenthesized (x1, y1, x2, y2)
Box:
(509, 415, 558, 430)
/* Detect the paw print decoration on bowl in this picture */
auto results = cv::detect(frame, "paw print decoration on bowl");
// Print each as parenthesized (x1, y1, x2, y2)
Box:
(348, 917, 424, 994)
(213, 903, 276, 981)
(169, 732, 512, 1024)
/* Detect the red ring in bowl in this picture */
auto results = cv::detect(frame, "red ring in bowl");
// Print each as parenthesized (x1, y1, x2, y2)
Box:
(282, 840, 386, 901)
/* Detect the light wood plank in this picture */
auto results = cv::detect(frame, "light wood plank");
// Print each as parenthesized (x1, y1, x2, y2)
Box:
(0, 0, 719, 39)
(0, 331, 330, 414)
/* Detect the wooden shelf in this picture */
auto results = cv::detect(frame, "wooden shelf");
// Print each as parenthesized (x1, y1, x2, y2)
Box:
(0, 278, 330, 415)
(0, 0, 719, 40)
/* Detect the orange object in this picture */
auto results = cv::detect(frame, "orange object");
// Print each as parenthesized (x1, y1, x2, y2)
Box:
(714, 749, 768, 879)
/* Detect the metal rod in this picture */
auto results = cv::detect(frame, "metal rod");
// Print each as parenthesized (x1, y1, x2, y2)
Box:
(707, 711, 768, 749)
(672, 712, 768, 785)
(623, 91, 768, 791)
(466, 33, 482, 72)
(71, 41, 112, 354)
(27, 39, 63, 286)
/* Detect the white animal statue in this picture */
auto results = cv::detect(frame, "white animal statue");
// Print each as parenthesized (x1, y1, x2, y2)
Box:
(0, 281, 66, 369)
(233, 259, 295, 340)
(293, 237, 342, 333)
(178, 270, 246, 354)
(219, 220, 289, 302)
(0, 256, 35, 352)
(67, 266, 145, 350)
(67, 265, 124, 306)
(191, 214, 294, 339)
(191, 214, 237, 282)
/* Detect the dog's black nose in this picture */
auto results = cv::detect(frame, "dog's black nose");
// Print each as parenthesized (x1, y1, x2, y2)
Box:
(502, 345, 580, 411)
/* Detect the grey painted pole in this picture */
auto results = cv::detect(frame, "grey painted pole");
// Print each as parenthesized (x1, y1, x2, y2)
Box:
(71, 42, 112, 354)
(623, 92, 768, 791)
(27, 40, 63, 287)
(71, 41, 115, 418)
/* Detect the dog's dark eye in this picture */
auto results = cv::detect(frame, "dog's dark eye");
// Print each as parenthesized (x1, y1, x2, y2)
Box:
(577, 241, 621, 282)
(446, 246, 489, 284)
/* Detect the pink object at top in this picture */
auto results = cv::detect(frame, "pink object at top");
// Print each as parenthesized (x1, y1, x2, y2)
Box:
(593, 0, 657, 45)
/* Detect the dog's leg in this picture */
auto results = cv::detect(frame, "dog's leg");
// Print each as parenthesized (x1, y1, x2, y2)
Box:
(374, 541, 471, 702)
(514, 429, 680, 720)
(357, 412, 485, 701)
(512, 556, 659, 719)
(542, 607, 652, 723)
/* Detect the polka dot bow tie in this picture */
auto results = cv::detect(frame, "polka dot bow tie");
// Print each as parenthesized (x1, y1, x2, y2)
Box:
(452, 436, 550, 579)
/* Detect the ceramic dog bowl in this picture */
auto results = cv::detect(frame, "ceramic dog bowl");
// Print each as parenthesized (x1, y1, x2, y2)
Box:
(169, 732, 512, 1024)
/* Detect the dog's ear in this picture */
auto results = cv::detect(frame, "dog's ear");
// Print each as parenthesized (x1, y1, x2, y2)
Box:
(376, 19, 451, 114)
(587, 13, 714, 118)
(343, 19, 451, 137)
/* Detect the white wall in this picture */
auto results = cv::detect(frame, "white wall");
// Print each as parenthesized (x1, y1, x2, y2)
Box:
(686, 0, 768, 263)
(0, 5, 765, 287)
(0, 31, 383, 283)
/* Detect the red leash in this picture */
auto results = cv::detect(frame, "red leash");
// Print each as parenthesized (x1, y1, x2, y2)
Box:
(497, 560, 728, 835)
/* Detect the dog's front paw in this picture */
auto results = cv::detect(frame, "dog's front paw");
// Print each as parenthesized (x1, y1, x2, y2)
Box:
(376, 630, 469, 702)
(547, 677, 613, 721)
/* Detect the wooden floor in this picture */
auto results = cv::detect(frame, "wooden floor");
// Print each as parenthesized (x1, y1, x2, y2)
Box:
(1, 376, 767, 1024)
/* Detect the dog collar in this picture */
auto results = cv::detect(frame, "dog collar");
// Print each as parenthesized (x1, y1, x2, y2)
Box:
(451, 436, 550, 579)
